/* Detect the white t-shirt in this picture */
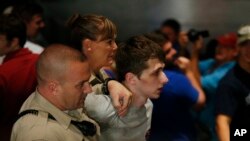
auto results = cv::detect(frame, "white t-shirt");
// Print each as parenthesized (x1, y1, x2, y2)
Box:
(24, 40, 44, 54)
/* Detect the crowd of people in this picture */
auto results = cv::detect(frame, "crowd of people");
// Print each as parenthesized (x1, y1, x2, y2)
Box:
(0, 1, 250, 141)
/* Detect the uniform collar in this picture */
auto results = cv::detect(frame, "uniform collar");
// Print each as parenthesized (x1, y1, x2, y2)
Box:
(34, 90, 73, 129)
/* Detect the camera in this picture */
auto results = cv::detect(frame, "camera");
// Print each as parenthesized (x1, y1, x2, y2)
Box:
(187, 29, 209, 42)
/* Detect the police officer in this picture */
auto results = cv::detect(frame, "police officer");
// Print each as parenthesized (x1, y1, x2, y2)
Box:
(11, 44, 100, 141)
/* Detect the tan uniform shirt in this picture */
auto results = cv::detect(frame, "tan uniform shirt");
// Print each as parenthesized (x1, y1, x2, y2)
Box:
(11, 90, 100, 141)
(89, 74, 103, 94)
(89, 66, 116, 94)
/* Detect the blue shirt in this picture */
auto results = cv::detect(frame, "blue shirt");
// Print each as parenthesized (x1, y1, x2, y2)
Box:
(149, 70, 199, 141)
(199, 59, 235, 96)
(198, 59, 235, 141)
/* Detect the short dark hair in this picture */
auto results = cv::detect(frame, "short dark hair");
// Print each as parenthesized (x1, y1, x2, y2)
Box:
(0, 14, 27, 47)
(144, 31, 169, 47)
(115, 35, 165, 82)
(66, 13, 117, 51)
(11, 2, 44, 22)
(161, 19, 181, 34)
(36, 44, 87, 84)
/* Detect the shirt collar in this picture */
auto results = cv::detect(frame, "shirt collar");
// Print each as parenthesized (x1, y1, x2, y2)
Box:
(34, 90, 72, 129)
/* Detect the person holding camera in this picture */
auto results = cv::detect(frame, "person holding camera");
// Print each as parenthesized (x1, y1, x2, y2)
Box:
(0, 14, 39, 141)
(190, 32, 238, 141)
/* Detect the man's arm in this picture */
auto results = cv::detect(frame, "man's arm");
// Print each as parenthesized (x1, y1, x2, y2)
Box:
(216, 114, 231, 141)
(215, 76, 236, 141)
(176, 56, 206, 110)
(185, 69, 206, 110)
(178, 36, 206, 110)
(85, 94, 148, 129)
(189, 36, 204, 84)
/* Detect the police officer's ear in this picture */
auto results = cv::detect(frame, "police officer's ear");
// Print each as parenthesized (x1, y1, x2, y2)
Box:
(48, 81, 59, 95)
(124, 72, 137, 85)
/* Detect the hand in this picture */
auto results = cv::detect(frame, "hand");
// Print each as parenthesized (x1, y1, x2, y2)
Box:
(108, 80, 133, 117)
(175, 56, 191, 73)
(192, 36, 204, 51)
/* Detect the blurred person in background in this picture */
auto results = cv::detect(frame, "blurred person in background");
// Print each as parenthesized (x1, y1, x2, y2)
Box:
(0, 14, 39, 141)
(0, 1, 45, 64)
(190, 32, 238, 141)
(215, 25, 250, 141)
(160, 18, 190, 58)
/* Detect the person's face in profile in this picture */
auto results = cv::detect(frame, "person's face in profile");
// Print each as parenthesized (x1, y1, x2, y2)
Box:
(86, 36, 117, 72)
(26, 14, 45, 38)
(59, 61, 92, 110)
(133, 58, 168, 99)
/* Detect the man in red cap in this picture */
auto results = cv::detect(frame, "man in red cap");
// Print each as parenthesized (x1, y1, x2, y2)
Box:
(216, 25, 250, 141)
(189, 32, 238, 141)
(215, 33, 238, 66)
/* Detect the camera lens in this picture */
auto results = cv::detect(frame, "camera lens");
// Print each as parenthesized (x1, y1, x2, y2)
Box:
(187, 29, 209, 42)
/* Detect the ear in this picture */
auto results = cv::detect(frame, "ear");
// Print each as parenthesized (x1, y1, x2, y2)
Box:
(82, 39, 92, 52)
(125, 72, 137, 85)
(10, 37, 19, 48)
(48, 81, 59, 95)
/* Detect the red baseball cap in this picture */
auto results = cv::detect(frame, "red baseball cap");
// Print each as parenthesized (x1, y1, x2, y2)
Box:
(217, 32, 237, 48)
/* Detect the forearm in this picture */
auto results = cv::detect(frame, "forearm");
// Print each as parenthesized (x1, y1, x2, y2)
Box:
(175, 56, 205, 109)
(189, 37, 204, 84)
(216, 123, 230, 141)
(185, 70, 205, 110)
(190, 48, 201, 84)
(216, 114, 231, 141)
